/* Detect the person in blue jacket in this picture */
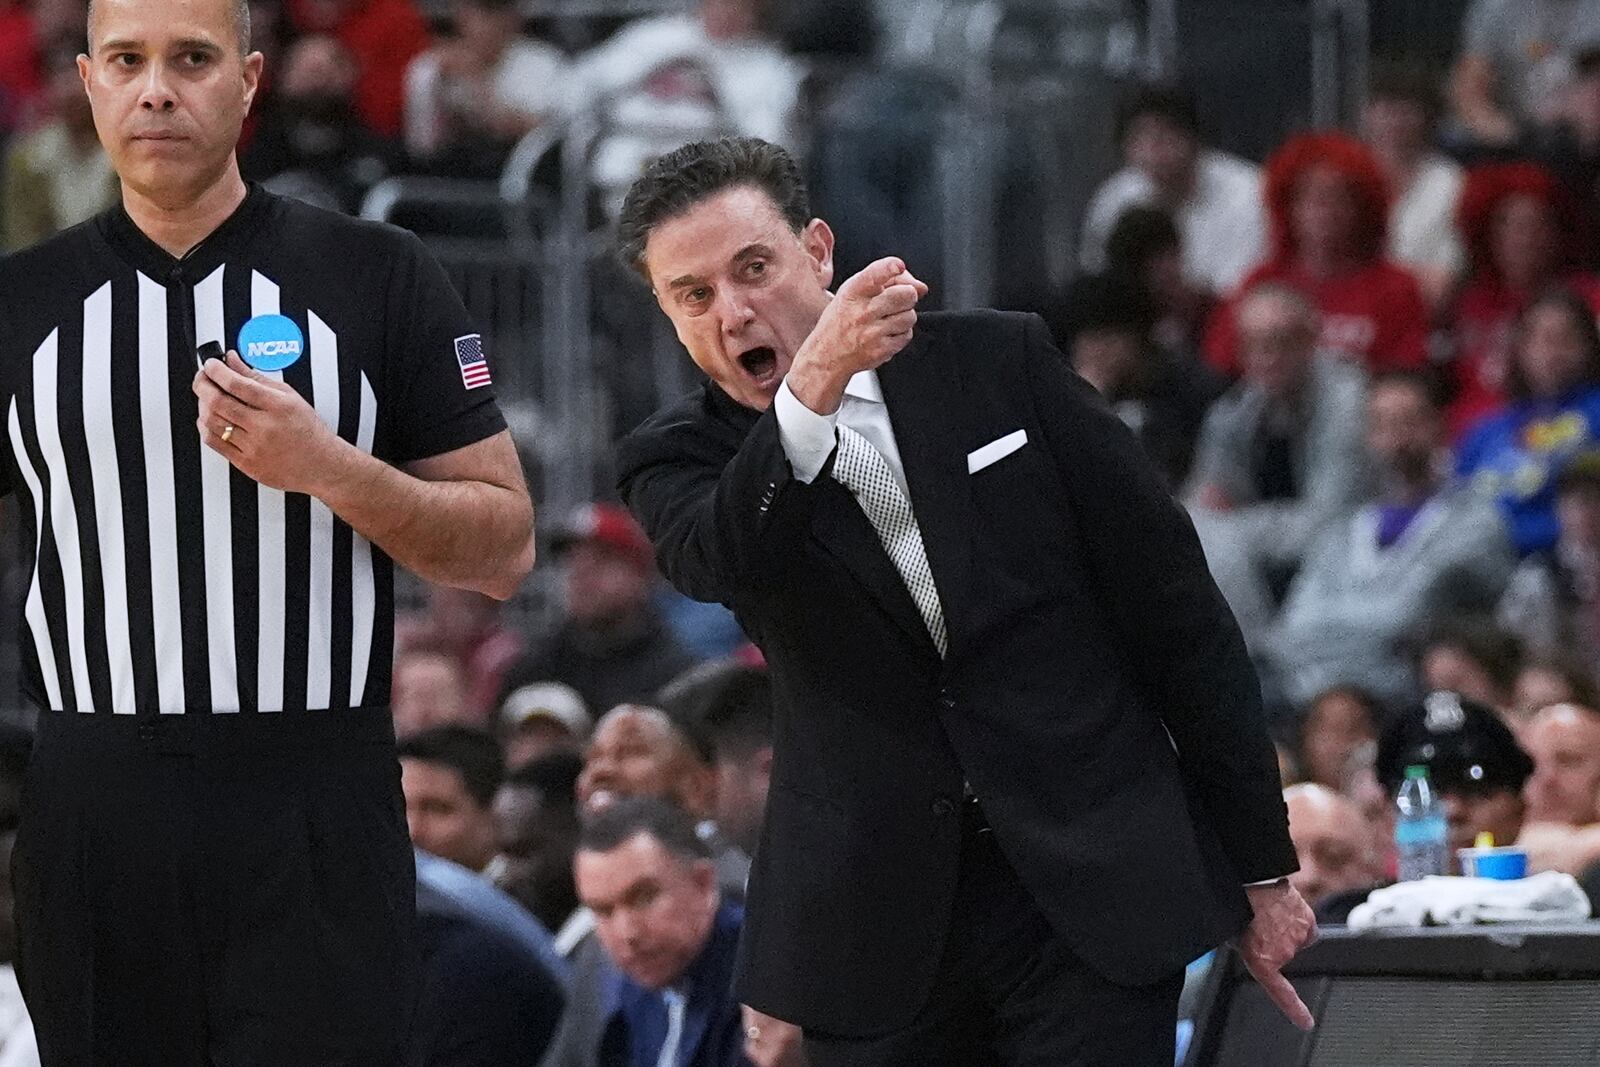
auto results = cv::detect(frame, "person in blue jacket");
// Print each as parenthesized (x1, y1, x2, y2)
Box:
(1459, 286, 1600, 554)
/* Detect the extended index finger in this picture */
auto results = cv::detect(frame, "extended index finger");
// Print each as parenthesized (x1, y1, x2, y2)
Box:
(1257, 967, 1315, 1031)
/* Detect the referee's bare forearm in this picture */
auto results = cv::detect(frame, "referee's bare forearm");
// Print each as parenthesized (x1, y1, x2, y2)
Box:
(311, 429, 535, 600)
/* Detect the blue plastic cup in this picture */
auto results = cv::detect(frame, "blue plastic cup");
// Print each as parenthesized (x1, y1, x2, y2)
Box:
(1457, 846, 1528, 880)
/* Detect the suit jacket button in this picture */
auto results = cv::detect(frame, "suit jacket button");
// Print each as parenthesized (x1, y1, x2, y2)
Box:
(937, 691, 956, 711)
(931, 797, 956, 817)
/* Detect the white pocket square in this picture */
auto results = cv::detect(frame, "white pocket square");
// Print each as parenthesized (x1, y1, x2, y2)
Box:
(967, 429, 1028, 474)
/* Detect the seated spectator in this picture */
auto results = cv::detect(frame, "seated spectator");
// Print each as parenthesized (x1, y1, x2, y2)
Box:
(398, 583, 527, 724)
(1104, 205, 1216, 360)
(1448, 164, 1600, 436)
(500, 681, 592, 769)
(1078, 85, 1266, 297)
(400, 726, 503, 873)
(567, 0, 804, 217)
(1296, 687, 1382, 792)
(1268, 371, 1515, 706)
(1184, 284, 1370, 650)
(1448, 0, 1600, 151)
(2, 32, 117, 252)
(501, 504, 699, 717)
(659, 661, 773, 860)
(1050, 273, 1220, 488)
(392, 641, 473, 739)
(573, 798, 753, 1067)
(1360, 63, 1466, 307)
(0, 0, 40, 139)
(1515, 703, 1600, 876)
(1377, 691, 1533, 864)
(1511, 652, 1600, 732)
(576, 704, 748, 897)
(1458, 287, 1600, 554)
(411, 849, 567, 1067)
(403, 0, 569, 178)
(282, 0, 431, 138)
(1317, 690, 1534, 921)
(1499, 451, 1600, 670)
(1284, 784, 1385, 914)
(539, 700, 750, 1067)
(1415, 619, 1524, 713)
(1203, 132, 1429, 379)
(1522, 702, 1600, 825)
(239, 34, 396, 213)
(490, 750, 584, 935)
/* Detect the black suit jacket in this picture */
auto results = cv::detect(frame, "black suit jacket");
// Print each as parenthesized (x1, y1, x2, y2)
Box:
(616, 310, 1296, 1037)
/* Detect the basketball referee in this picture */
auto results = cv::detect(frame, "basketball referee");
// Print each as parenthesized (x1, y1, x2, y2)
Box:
(0, 0, 535, 1060)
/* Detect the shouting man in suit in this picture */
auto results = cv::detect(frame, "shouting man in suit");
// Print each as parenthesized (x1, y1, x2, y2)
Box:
(614, 137, 1315, 1066)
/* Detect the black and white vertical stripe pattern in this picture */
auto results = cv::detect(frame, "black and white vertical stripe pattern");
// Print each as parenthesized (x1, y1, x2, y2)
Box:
(9, 265, 382, 713)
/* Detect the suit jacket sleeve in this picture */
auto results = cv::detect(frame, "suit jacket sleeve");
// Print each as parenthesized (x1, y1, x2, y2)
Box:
(1020, 314, 1297, 883)
(616, 392, 827, 610)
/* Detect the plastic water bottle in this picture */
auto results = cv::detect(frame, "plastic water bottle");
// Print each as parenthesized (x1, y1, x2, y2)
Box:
(1395, 764, 1450, 881)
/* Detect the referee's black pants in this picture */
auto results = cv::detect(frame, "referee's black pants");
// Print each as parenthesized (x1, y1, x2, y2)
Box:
(801, 798, 1184, 1067)
(12, 707, 419, 1067)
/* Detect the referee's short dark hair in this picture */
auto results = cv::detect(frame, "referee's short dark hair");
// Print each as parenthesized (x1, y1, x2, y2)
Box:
(88, 0, 252, 53)
(397, 726, 504, 810)
(578, 796, 712, 866)
(617, 137, 812, 279)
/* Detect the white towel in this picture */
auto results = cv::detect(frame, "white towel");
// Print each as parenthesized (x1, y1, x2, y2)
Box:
(1347, 872, 1592, 931)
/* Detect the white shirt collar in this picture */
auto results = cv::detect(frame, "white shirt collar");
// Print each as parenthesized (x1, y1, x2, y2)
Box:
(845, 369, 883, 403)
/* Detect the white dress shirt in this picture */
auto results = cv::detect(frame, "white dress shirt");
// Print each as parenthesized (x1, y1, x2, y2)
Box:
(774, 370, 908, 496)
(772, 368, 1283, 888)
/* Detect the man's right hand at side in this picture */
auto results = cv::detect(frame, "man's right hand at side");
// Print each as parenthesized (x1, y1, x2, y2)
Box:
(785, 256, 928, 416)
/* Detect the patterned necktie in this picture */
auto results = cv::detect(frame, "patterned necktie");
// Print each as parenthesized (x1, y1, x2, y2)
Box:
(832, 424, 949, 657)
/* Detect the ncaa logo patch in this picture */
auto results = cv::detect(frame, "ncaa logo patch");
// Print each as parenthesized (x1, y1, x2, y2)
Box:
(238, 314, 305, 372)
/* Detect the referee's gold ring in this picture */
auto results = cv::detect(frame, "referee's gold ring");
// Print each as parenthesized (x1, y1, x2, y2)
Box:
(221, 423, 235, 444)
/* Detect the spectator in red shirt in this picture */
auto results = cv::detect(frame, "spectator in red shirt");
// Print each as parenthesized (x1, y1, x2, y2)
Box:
(1204, 131, 1429, 380)
(1449, 162, 1600, 438)
(0, 0, 41, 136)
(282, 0, 430, 137)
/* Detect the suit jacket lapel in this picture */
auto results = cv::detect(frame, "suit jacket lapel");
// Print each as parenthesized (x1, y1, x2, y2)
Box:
(878, 327, 973, 652)
(706, 377, 938, 657)
(810, 479, 943, 659)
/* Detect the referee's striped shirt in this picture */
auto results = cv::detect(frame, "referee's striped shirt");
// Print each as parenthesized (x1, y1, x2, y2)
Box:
(0, 185, 506, 715)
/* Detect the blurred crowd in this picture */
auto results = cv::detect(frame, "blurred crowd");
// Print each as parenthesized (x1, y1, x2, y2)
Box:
(15, 0, 1600, 1064)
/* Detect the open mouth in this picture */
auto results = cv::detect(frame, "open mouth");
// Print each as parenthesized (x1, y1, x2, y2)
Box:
(738, 346, 780, 384)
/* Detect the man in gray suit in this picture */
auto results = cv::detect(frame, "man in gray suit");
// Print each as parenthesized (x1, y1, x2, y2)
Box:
(1185, 284, 1372, 653)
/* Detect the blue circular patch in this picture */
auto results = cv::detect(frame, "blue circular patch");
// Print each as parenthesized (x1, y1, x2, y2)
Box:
(237, 314, 305, 372)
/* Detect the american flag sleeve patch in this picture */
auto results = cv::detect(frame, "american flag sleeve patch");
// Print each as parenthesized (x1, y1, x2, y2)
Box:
(455, 333, 491, 390)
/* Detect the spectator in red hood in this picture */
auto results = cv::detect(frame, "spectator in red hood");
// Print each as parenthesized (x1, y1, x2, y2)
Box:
(1448, 162, 1600, 439)
(1204, 131, 1429, 381)
(283, 0, 430, 137)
